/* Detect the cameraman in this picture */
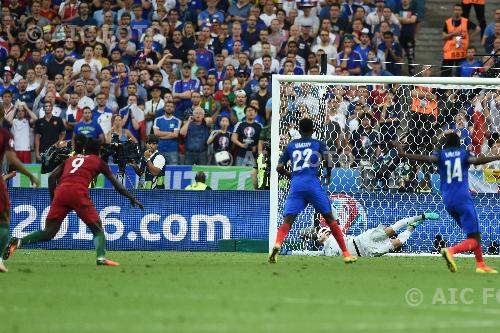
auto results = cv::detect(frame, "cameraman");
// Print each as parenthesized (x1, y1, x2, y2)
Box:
(133, 134, 165, 189)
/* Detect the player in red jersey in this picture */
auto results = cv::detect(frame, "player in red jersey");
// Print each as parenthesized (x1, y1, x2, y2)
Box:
(3, 135, 143, 267)
(0, 128, 40, 273)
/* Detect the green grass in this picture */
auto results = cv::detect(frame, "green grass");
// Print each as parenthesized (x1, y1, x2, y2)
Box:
(1, 250, 500, 333)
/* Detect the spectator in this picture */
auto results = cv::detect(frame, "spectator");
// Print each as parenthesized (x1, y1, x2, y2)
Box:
(296, 1, 320, 34)
(233, 69, 248, 91)
(232, 106, 262, 166)
(397, 0, 418, 75)
(72, 107, 105, 146)
(268, 19, 289, 51)
(227, 0, 252, 24)
(1, 91, 16, 118)
(378, 31, 403, 75)
(46, 45, 73, 81)
(458, 46, 482, 77)
(337, 34, 363, 75)
(71, 2, 97, 26)
(72, 45, 102, 80)
(373, 20, 401, 47)
(353, 29, 373, 67)
(366, 0, 400, 32)
(482, 7, 500, 43)
(28, 1, 50, 27)
(243, 15, 261, 47)
(326, 3, 349, 35)
(208, 115, 233, 165)
(195, 37, 215, 71)
(168, 30, 189, 64)
(172, 64, 200, 119)
(107, 114, 138, 144)
(470, 93, 489, 156)
(296, 24, 315, 59)
(409, 66, 438, 154)
(364, 57, 393, 76)
(198, 0, 225, 28)
(250, 76, 271, 123)
(13, 79, 36, 110)
(211, 95, 237, 130)
(208, 54, 227, 87)
(260, 0, 277, 27)
(484, 23, 500, 53)
(446, 112, 472, 149)
(121, 70, 148, 102)
(350, 112, 381, 165)
(232, 89, 247, 121)
(178, 0, 198, 24)
(200, 84, 219, 117)
(145, 85, 165, 134)
(97, 80, 118, 112)
(180, 107, 212, 165)
(486, 90, 500, 135)
(441, 4, 480, 77)
(377, 92, 401, 146)
(118, 94, 144, 143)
(92, 93, 114, 138)
(324, 105, 343, 163)
(93, 0, 115, 26)
(153, 100, 181, 165)
(34, 101, 66, 162)
(5, 102, 37, 163)
(0, 67, 18, 96)
(311, 30, 339, 63)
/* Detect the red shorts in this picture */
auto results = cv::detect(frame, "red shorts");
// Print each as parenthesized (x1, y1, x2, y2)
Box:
(46, 186, 99, 224)
(15, 151, 31, 164)
(0, 181, 10, 222)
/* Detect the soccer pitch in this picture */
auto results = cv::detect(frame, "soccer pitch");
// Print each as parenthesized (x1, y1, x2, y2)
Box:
(1, 251, 499, 333)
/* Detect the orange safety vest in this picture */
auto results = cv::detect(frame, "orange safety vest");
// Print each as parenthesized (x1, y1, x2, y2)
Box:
(462, 0, 485, 5)
(443, 17, 469, 60)
(411, 86, 438, 118)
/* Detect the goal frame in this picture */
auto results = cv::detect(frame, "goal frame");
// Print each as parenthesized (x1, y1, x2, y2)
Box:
(269, 74, 500, 251)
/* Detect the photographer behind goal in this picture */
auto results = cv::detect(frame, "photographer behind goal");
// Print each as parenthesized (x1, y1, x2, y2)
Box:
(132, 134, 165, 189)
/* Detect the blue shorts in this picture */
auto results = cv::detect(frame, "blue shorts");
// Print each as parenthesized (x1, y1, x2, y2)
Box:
(445, 202, 480, 234)
(283, 187, 332, 216)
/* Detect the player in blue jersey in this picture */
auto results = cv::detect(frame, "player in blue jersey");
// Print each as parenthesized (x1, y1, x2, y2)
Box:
(269, 118, 357, 264)
(393, 132, 500, 274)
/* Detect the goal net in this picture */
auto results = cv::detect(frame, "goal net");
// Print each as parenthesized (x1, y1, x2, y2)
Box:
(270, 75, 500, 255)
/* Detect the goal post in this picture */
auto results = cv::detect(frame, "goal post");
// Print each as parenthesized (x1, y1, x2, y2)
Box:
(269, 75, 500, 254)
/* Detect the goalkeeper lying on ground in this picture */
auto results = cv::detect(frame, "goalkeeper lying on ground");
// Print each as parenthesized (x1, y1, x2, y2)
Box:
(289, 213, 439, 257)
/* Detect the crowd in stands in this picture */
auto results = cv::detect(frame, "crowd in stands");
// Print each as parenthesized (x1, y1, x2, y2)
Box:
(0, 0, 499, 191)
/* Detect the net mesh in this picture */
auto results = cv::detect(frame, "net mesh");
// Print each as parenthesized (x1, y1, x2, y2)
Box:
(274, 79, 500, 254)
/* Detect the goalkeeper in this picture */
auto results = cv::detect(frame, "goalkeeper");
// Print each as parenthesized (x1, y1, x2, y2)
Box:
(290, 213, 439, 257)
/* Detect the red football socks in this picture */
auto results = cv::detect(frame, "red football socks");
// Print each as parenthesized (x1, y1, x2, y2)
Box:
(328, 221, 349, 255)
(275, 223, 291, 247)
(473, 246, 484, 265)
(449, 238, 479, 255)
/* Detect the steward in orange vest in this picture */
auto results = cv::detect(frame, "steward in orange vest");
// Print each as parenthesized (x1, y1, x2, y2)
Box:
(462, 0, 485, 5)
(441, 4, 479, 76)
(443, 18, 469, 60)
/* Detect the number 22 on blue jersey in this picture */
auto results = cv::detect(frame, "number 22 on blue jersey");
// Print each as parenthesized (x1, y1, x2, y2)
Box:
(292, 148, 313, 171)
